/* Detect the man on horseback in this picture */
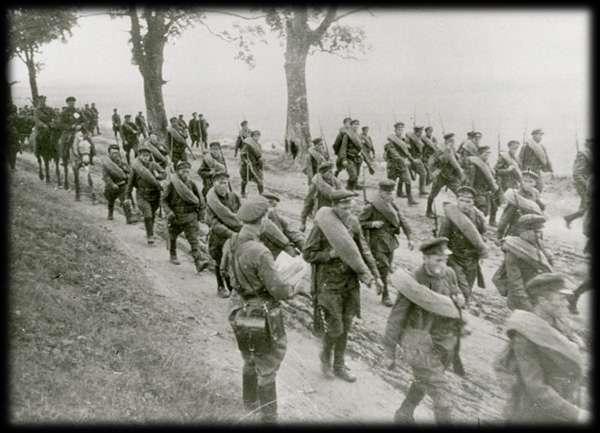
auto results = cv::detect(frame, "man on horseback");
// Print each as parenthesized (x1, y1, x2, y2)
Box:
(33, 95, 60, 184)
(57, 96, 85, 190)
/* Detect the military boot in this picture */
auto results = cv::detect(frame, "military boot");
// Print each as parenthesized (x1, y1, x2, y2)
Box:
(217, 285, 230, 298)
(170, 244, 180, 265)
(194, 257, 210, 273)
(257, 183, 264, 194)
(333, 333, 356, 383)
(320, 336, 335, 379)
(394, 383, 425, 423)
(242, 371, 259, 412)
(107, 205, 114, 221)
(567, 293, 579, 315)
(406, 184, 418, 206)
(144, 218, 155, 245)
(257, 382, 278, 423)
(396, 181, 406, 198)
(381, 280, 393, 307)
(241, 182, 247, 199)
(418, 175, 428, 197)
(425, 197, 436, 219)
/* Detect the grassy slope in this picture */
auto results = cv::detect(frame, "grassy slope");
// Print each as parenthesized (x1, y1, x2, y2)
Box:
(8, 169, 241, 423)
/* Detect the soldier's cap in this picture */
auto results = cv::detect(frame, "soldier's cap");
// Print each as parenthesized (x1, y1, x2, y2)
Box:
(108, 144, 120, 153)
(192, 112, 197, 115)
(312, 137, 323, 146)
(456, 185, 476, 198)
(350, 119, 360, 125)
(261, 192, 280, 202)
(466, 131, 475, 138)
(473, 131, 483, 137)
(251, 129, 261, 135)
(209, 141, 221, 148)
(531, 129, 544, 135)
(343, 117, 352, 124)
(419, 237, 452, 256)
(318, 161, 334, 173)
(37, 95, 47, 100)
(65, 96, 76, 103)
(507, 140, 520, 147)
(137, 145, 151, 154)
(526, 273, 571, 297)
(362, 126, 369, 131)
(238, 196, 270, 223)
(516, 214, 546, 231)
(199, 113, 204, 117)
(124, 114, 132, 118)
(394, 122, 405, 129)
(425, 126, 434, 132)
(176, 160, 192, 171)
(443, 133, 455, 141)
(240, 120, 248, 126)
(414, 126, 424, 132)
(521, 170, 539, 180)
(331, 189, 358, 203)
(169, 116, 178, 122)
(378, 179, 396, 192)
(213, 169, 229, 180)
(478, 145, 491, 153)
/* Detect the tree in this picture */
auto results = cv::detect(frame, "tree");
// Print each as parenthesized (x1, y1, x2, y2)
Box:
(7, 9, 78, 102)
(224, 8, 370, 158)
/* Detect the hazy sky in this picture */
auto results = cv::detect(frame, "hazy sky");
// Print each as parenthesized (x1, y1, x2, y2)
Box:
(9, 8, 590, 173)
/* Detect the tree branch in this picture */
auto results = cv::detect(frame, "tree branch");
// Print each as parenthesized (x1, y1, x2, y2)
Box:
(315, 46, 361, 61)
(330, 8, 368, 24)
(310, 7, 337, 40)
(197, 20, 233, 43)
(203, 10, 267, 20)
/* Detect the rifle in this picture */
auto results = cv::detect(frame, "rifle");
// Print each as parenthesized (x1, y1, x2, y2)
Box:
(450, 296, 466, 377)
(432, 200, 439, 236)
(497, 133, 501, 155)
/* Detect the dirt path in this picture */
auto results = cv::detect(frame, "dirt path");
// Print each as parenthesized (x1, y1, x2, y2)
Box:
(13, 129, 591, 423)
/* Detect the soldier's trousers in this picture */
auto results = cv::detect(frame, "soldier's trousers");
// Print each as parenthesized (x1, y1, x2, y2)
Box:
(345, 158, 362, 190)
(168, 213, 203, 260)
(239, 333, 287, 387)
(136, 192, 160, 237)
(447, 255, 478, 302)
(240, 159, 264, 194)
(426, 174, 461, 214)
(372, 249, 393, 298)
(123, 140, 138, 165)
(58, 132, 73, 188)
(474, 193, 491, 217)
(209, 239, 232, 290)
(73, 164, 94, 200)
(104, 184, 132, 220)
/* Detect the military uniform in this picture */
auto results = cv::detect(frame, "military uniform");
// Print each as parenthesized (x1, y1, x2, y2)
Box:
(262, 193, 305, 259)
(221, 198, 294, 422)
(167, 123, 189, 166)
(337, 125, 364, 190)
(464, 147, 499, 217)
(426, 133, 464, 218)
(518, 130, 553, 192)
(162, 162, 210, 272)
(405, 129, 429, 196)
(199, 116, 209, 148)
(235, 125, 251, 157)
(135, 114, 148, 139)
(103, 145, 134, 223)
(360, 131, 375, 159)
(189, 116, 201, 147)
(300, 162, 343, 228)
(497, 181, 545, 240)
(112, 112, 122, 142)
(197, 144, 227, 197)
(564, 143, 592, 226)
(121, 119, 140, 165)
(70, 130, 96, 202)
(304, 138, 328, 184)
(359, 180, 413, 306)
(57, 98, 85, 190)
(495, 149, 522, 192)
(384, 130, 415, 203)
(239, 135, 264, 196)
(90, 104, 99, 135)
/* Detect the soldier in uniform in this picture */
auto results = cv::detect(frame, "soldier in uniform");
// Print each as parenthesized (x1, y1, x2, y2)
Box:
(494, 214, 552, 311)
(300, 161, 343, 232)
(143, 133, 171, 171)
(135, 111, 148, 139)
(166, 116, 189, 166)
(384, 237, 465, 423)
(235, 120, 251, 158)
(70, 125, 96, 203)
(518, 129, 553, 192)
(564, 138, 592, 228)
(112, 108, 122, 143)
(82, 104, 94, 133)
(438, 186, 488, 306)
(457, 131, 481, 163)
(199, 113, 209, 149)
(360, 126, 375, 159)
(303, 137, 329, 185)
(240, 129, 265, 197)
(189, 112, 201, 148)
(261, 192, 305, 259)
(57, 96, 85, 190)
(360, 179, 414, 306)
(161, 160, 211, 272)
(221, 197, 300, 423)
(404, 126, 429, 197)
(425, 133, 465, 218)
(495, 273, 589, 424)
(102, 144, 135, 223)
(332, 117, 352, 176)
(198, 141, 227, 198)
(303, 190, 383, 382)
(384, 122, 416, 205)
(90, 102, 100, 136)
(33, 95, 58, 183)
(205, 171, 242, 298)
(495, 140, 522, 192)
(337, 119, 365, 191)
(464, 145, 501, 219)
(496, 171, 546, 240)
(422, 126, 439, 184)
(121, 114, 140, 165)
(125, 145, 166, 245)
(177, 114, 189, 137)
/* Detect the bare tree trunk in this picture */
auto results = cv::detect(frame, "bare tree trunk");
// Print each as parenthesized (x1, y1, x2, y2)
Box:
(283, 33, 311, 160)
(140, 43, 168, 137)
(24, 49, 39, 102)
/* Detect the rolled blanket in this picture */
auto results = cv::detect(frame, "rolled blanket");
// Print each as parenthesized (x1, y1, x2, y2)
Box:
(502, 236, 552, 272)
(146, 140, 167, 164)
(524, 140, 548, 167)
(370, 195, 399, 228)
(132, 159, 162, 189)
(242, 136, 262, 157)
(171, 174, 199, 205)
(206, 187, 242, 230)
(498, 151, 523, 180)
(466, 156, 498, 191)
(387, 134, 411, 156)
(503, 189, 543, 215)
(506, 309, 582, 374)
(346, 129, 363, 149)
(314, 206, 371, 281)
(261, 218, 291, 250)
(312, 173, 341, 198)
(167, 126, 187, 145)
(389, 267, 460, 319)
(102, 156, 127, 181)
(443, 203, 487, 256)
(406, 132, 424, 153)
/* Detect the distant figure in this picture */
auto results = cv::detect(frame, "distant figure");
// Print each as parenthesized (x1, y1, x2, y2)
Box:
(199, 113, 209, 149)
(189, 112, 201, 148)
(112, 108, 122, 143)
(121, 114, 140, 165)
(336, 119, 364, 190)
(360, 126, 375, 160)
(332, 117, 352, 176)
(177, 114, 189, 138)
(135, 111, 148, 139)
(239, 130, 264, 197)
(303, 137, 329, 185)
(90, 102, 100, 135)
(495, 140, 523, 193)
(235, 120, 251, 158)
(404, 126, 429, 197)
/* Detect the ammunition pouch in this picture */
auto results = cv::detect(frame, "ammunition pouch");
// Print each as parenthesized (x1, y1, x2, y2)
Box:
(230, 300, 285, 354)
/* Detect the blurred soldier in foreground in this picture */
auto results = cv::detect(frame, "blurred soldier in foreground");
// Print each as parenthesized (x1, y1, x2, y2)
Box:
(262, 192, 305, 259)
(102, 144, 135, 223)
(518, 129, 553, 192)
(564, 138, 592, 228)
(426, 133, 465, 218)
(240, 129, 264, 197)
(300, 161, 343, 232)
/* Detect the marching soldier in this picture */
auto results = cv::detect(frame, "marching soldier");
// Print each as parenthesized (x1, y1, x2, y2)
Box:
(143, 133, 171, 171)
(121, 114, 140, 165)
(564, 138, 592, 228)
(135, 111, 148, 139)
(197, 141, 227, 198)
(199, 113, 209, 148)
(426, 133, 465, 218)
(518, 129, 553, 192)
(332, 117, 352, 176)
(457, 131, 480, 162)
(422, 126, 439, 183)
(167, 116, 189, 166)
(384, 237, 465, 423)
(112, 108, 122, 143)
(464, 145, 501, 220)
(57, 96, 85, 190)
(102, 144, 135, 223)
(494, 273, 589, 424)
(33, 95, 58, 183)
(360, 179, 414, 306)
(299, 161, 343, 232)
(221, 196, 300, 423)
(177, 114, 189, 137)
(70, 126, 96, 203)
(438, 186, 488, 306)
(360, 126, 375, 159)
(496, 171, 546, 240)
(82, 104, 94, 133)
(189, 112, 201, 148)
(404, 126, 429, 197)
(90, 102, 100, 136)
(494, 214, 552, 311)
(261, 192, 305, 259)
(161, 160, 210, 272)
(384, 122, 416, 205)
(205, 171, 242, 298)
(240, 129, 265, 197)
(303, 137, 329, 185)
(125, 145, 166, 245)
(337, 119, 366, 191)
(495, 140, 522, 192)
(235, 120, 251, 158)
(303, 190, 383, 383)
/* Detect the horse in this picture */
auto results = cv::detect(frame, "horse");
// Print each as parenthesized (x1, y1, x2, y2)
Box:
(33, 125, 62, 185)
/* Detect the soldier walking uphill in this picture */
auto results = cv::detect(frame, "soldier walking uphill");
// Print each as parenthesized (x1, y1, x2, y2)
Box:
(261, 192, 305, 259)
(112, 108, 122, 144)
(405, 126, 430, 197)
(199, 114, 209, 149)
(125, 145, 166, 245)
(121, 114, 140, 165)
(426, 133, 465, 218)
(303, 138, 329, 185)
(494, 273, 590, 424)
(564, 138, 592, 228)
(438, 186, 488, 307)
(102, 144, 135, 224)
(70, 126, 97, 203)
(189, 112, 201, 148)
(496, 171, 546, 240)
(90, 102, 100, 136)
(166, 116, 190, 166)
(493, 214, 553, 311)
(143, 133, 171, 172)
(205, 171, 242, 298)
(495, 140, 522, 193)
(360, 126, 375, 160)
(332, 117, 352, 176)
(518, 129, 553, 192)
(240, 130, 265, 197)
(303, 190, 383, 383)
(162, 160, 210, 273)
(221, 197, 303, 423)
(384, 122, 417, 204)
(463, 145, 502, 222)
(384, 237, 466, 423)
(457, 131, 481, 162)
(336, 119, 370, 191)
(300, 161, 343, 233)
(57, 96, 85, 190)
(197, 141, 227, 198)
(360, 179, 414, 307)
(235, 120, 251, 158)
(135, 111, 149, 139)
